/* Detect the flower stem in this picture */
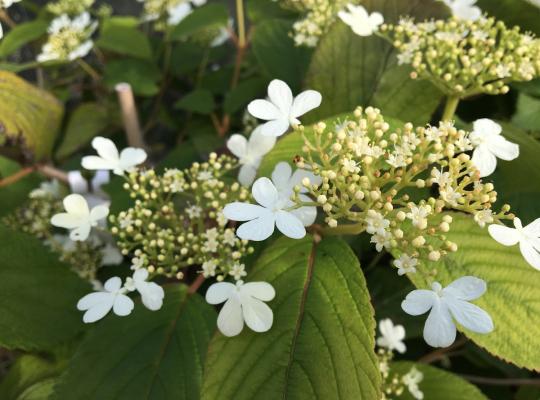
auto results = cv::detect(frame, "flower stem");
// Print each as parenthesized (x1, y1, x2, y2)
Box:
(235, 0, 246, 49)
(322, 222, 365, 236)
(442, 95, 460, 122)
(77, 59, 100, 82)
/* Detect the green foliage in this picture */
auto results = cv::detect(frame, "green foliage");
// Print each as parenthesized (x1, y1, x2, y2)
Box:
(96, 17, 153, 60)
(52, 285, 215, 400)
(512, 93, 540, 133)
(0, 224, 89, 351)
(0, 157, 41, 218)
(170, 3, 228, 40)
(0, 71, 64, 161)
(202, 236, 381, 400)
(305, 0, 449, 124)
(391, 362, 487, 400)
(0, 20, 48, 59)
(175, 89, 215, 114)
(406, 213, 540, 371)
(247, 0, 297, 22)
(477, 0, 540, 35)
(224, 77, 267, 113)
(103, 59, 162, 96)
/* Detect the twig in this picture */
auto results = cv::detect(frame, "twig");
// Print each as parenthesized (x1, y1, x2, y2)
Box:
(419, 337, 468, 364)
(0, 9, 16, 28)
(460, 375, 540, 387)
(115, 83, 146, 149)
(188, 274, 205, 294)
(0, 166, 35, 188)
(37, 164, 69, 183)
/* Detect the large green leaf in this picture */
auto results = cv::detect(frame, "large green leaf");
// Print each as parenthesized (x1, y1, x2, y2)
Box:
(0, 156, 41, 218)
(96, 17, 152, 60)
(305, 0, 448, 124)
(511, 93, 540, 133)
(53, 285, 215, 400)
(476, 0, 540, 35)
(103, 59, 162, 97)
(201, 237, 381, 400)
(0, 20, 48, 58)
(391, 362, 487, 400)
(0, 71, 64, 161)
(406, 213, 540, 371)
(0, 224, 89, 351)
(169, 3, 228, 40)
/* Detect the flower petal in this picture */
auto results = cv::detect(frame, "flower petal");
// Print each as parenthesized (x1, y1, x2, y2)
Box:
(90, 205, 109, 222)
(401, 289, 436, 315)
(104, 276, 122, 292)
(78, 293, 115, 323)
(488, 224, 520, 246)
(227, 134, 248, 158)
(63, 194, 89, 216)
(236, 211, 276, 241)
(238, 164, 258, 187)
(248, 126, 276, 157)
(69, 224, 91, 241)
(206, 282, 236, 305)
(81, 155, 118, 171)
(92, 136, 119, 161)
(241, 296, 274, 333)
(247, 99, 282, 121)
(443, 276, 486, 301)
(241, 282, 275, 301)
(486, 135, 519, 161)
(267, 79, 293, 115)
(519, 240, 540, 271)
(473, 119, 501, 137)
(290, 90, 322, 119)
(271, 162, 293, 192)
(68, 171, 89, 194)
(252, 177, 279, 208)
(133, 268, 149, 282)
(119, 147, 147, 171)
(369, 11, 384, 26)
(472, 145, 497, 177)
(113, 294, 135, 316)
(259, 118, 290, 137)
(290, 170, 323, 193)
(217, 295, 244, 337)
(51, 213, 83, 229)
(290, 204, 317, 227)
(138, 282, 164, 311)
(223, 202, 266, 221)
(423, 301, 456, 347)
(445, 298, 494, 334)
(275, 210, 306, 239)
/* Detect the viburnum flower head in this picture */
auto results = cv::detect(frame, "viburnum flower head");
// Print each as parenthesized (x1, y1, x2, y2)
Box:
(223, 162, 321, 241)
(402, 276, 493, 347)
(377, 318, 406, 353)
(247, 79, 322, 137)
(77, 277, 134, 323)
(227, 126, 276, 186)
(124, 269, 165, 311)
(469, 119, 519, 177)
(206, 280, 275, 337)
(51, 194, 109, 241)
(489, 217, 540, 271)
(82, 136, 147, 176)
(338, 4, 384, 36)
(442, 0, 482, 21)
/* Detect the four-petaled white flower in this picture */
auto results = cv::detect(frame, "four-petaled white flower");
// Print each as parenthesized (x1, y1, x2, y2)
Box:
(82, 136, 147, 176)
(394, 254, 418, 276)
(338, 4, 384, 37)
(51, 194, 109, 241)
(365, 210, 390, 235)
(469, 119, 519, 177)
(206, 280, 275, 337)
(227, 126, 276, 186)
(488, 217, 540, 271)
(224, 162, 320, 241)
(377, 318, 406, 353)
(125, 269, 165, 311)
(402, 276, 493, 348)
(474, 209, 494, 228)
(77, 277, 134, 323)
(407, 205, 431, 230)
(442, 0, 482, 21)
(247, 79, 322, 137)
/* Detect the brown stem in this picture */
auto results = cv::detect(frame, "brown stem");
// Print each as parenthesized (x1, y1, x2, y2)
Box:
(419, 337, 468, 364)
(188, 274, 205, 294)
(460, 375, 540, 387)
(0, 9, 16, 28)
(37, 164, 69, 183)
(0, 166, 35, 188)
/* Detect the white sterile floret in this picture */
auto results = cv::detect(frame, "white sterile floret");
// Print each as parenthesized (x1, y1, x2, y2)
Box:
(247, 79, 322, 137)
(402, 367, 424, 400)
(51, 194, 109, 241)
(338, 4, 384, 37)
(488, 217, 540, 271)
(68, 169, 110, 208)
(227, 126, 276, 186)
(224, 162, 321, 241)
(167, 2, 192, 25)
(124, 269, 165, 311)
(82, 136, 147, 176)
(393, 254, 418, 276)
(469, 119, 519, 177)
(206, 280, 275, 337)
(442, 0, 482, 21)
(376, 318, 406, 353)
(77, 277, 134, 323)
(401, 276, 494, 348)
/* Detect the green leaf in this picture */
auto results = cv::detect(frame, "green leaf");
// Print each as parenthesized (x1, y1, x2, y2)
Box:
(246, 0, 297, 22)
(252, 19, 312, 92)
(391, 362, 487, 400)
(201, 236, 381, 400)
(305, 0, 448, 124)
(53, 285, 216, 400)
(511, 93, 540, 133)
(103, 59, 162, 97)
(0, 20, 49, 58)
(0, 224, 89, 351)
(0, 156, 41, 218)
(476, 0, 540, 35)
(224, 77, 267, 113)
(175, 89, 215, 114)
(96, 17, 152, 59)
(406, 213, 540, 371)
(0, 71, 64, 161)
(55, 102, 112, 160)
(170, 3, 228, 40)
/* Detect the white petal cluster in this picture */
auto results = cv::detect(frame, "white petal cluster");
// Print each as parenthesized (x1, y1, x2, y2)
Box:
(489, 218, 540, 271)
(206, 280, 275, 337)
(247, 80, 322, 137)
(338, 4, 384, 37)
(402, 276, 493, 347)
(82, 136, 147, 176)
(227, 126, 276, 186)
(402, 367, 424, 400)
(224, 162, 321, 241)
(393, 254, 418, 276)
(442, 0, 482, 21)
(376, 318, 406, 353)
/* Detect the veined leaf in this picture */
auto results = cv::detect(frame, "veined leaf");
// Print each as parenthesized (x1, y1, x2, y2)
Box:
(96, 17, 152, 59)
(0, 20, 48, 58)
(201, 236, 381, 400)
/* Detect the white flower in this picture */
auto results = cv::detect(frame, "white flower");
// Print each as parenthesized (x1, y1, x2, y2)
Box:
(227, 126, 276, 186)
(402, 367, 424, 400)
(186, 205, 202, 219)
(394, 254, 418, 276)
(440, 185, 462, 207)
(205, 280, 275, 337)
(474, 209, 494, 228)
(167, 2, 192, 25)
(407, 205, 431, 229)
(371, 230, 392, 252)
(29, 179, 63, 199)
(229, 263, 247, 280)
(431, 168, 451, 187)
(224, 162, 320, 241)
(338, 4, 384, 37)
(101, 241, 123, 266)
(81, 136, 147, 176)
(125, 269, 164, 311)
(365, 210, 390, 235)
(377, 318, 406, 353)
(442, 0, 482, 21)
(68, 170, 110, 208)
(202, 260, 218, 277)
(469, 119, 519, 177)
(51, 194, 109, 241)
(401, 277, 494, 347)
(77, 277, 134, 323)
(247, 79, 322, 137)
(488, 217, 540, 270)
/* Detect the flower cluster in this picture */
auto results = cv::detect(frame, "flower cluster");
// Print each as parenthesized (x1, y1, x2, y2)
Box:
(109, 154, 254, 281)
(381, 16, 540, 97)
(137, 0, 206, 29)
(37, 12, 98, 62)
(46, 0, 94, 16)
